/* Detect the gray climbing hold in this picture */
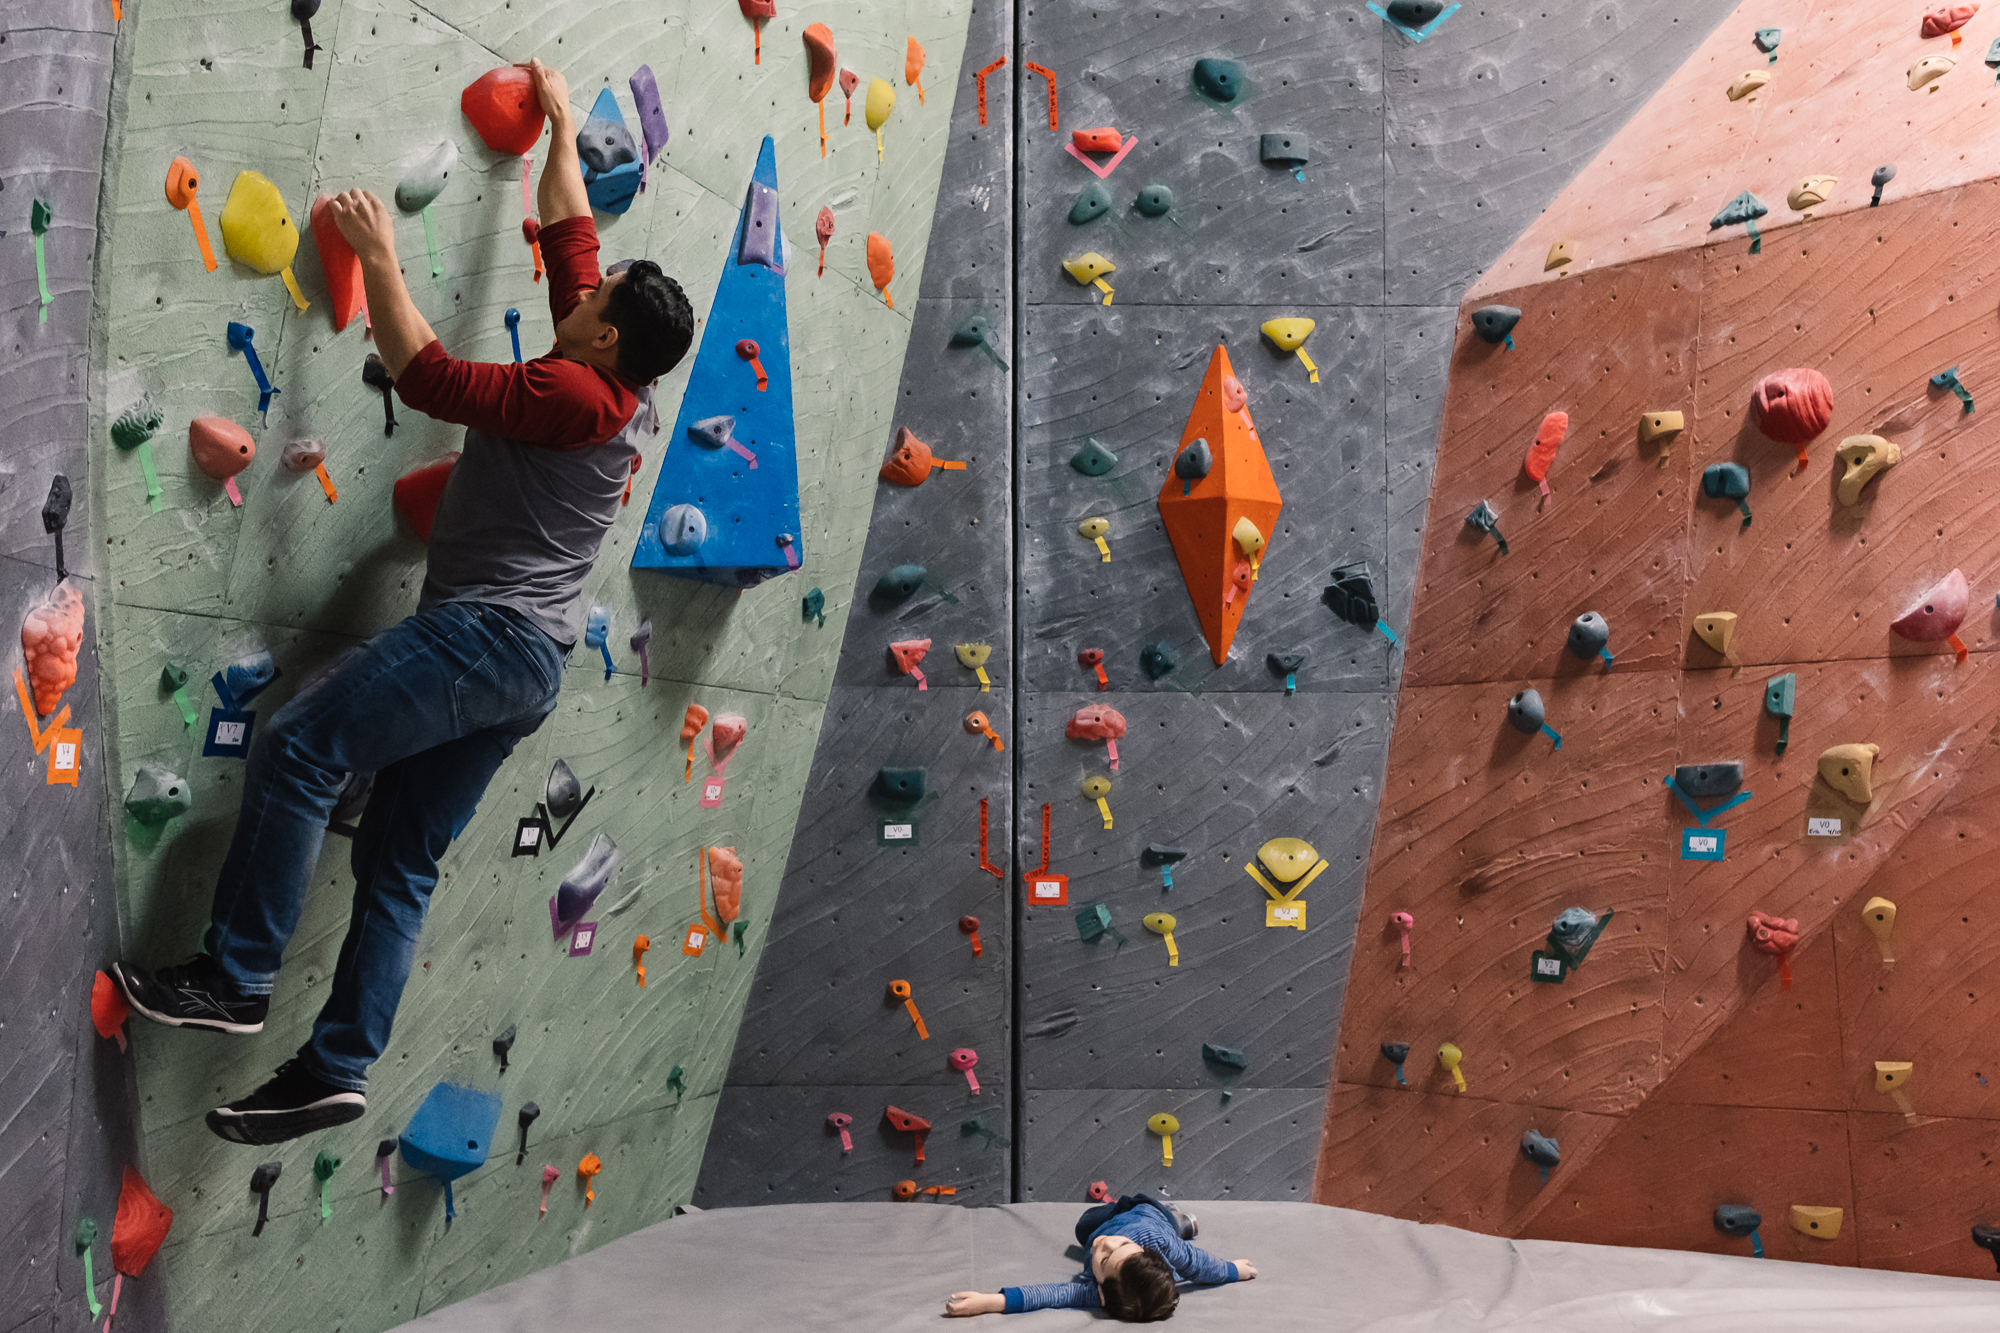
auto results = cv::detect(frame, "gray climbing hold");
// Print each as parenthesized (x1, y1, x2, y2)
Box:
(1174, 437, 1212, 482)
(1470, 305, 1521, 345)
(1753, 27, 1780, 54)
(125, 764, 191, 825)
(1467, 500, 1508, 554)
(1201, 1043, 1247, 1070)
(1267, 651, 1307, 676)
(1142, 844, 1188, 866)
(875, 563, 927, 604)
(1070, 438, 1118, 476)
(1259, 132, 1308, 166)
(1191, 58, 1244, 103)
(1710, 190, 1768, 230)
(1134, 184, 1174, 217)
(1549, 907, 1599, 955)
(660, 503, 706, 555)
(1673, 762, 1743, 798)
(393, 142, 457, 213)
(1519, 1129, 1561, 1171)
(1140, 641, 1178, 680)
(1566, 612, 1609, 660)
(872, 767, 926, 807)
(1322, 562, 1379, 629)
(577, 113, 638, 175)
(688, 415, 737, 449)
(1068, 180, 1112, 225)
(1506, 688, 1545, 734)
(1715, 1204, 1762, 1236)
(545, 759, 583, 820)
(1387, 0, 1445, 23)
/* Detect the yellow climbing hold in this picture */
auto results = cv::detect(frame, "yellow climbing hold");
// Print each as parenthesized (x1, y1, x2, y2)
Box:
(1231, 515, 1266, 577)
(1835, 435, 1899, 505)
(1692, 611, 1737, 655)
(1637, 410, 1684, 467)
(1077, 516, 1111, 562)
(1064, 252, 1115, 304)
(1261, 318, 1319, 382)
(218, 170, 309, 310)
(1818, 742, 1880, 805)
(866, 76, 895, 158)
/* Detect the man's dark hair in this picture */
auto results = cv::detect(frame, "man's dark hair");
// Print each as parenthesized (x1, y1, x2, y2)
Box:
(604, 260, 694, 384)
(1099, 1248, 1178, 1322)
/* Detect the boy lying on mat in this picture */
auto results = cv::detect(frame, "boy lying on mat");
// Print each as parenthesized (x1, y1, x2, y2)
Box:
(945, 1194, 1256, 1321)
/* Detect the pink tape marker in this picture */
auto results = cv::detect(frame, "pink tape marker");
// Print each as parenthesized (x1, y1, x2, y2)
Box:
(1062, 134, 1138, 179)
(950, 1048, 981, 1094)
(1391, 911, 1414, 967)
(780, 538, 800, 569)
(827, 1111, 854, 1153)
(1106, 739, 1119, 771)
(539, 1164, 558, 1217)
(912, 667, 927, 690)
(725, 439, 759, 467)
(223, 476, 243, 506)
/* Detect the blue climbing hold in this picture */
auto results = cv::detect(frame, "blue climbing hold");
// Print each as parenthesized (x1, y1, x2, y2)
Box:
(399, 1083, 502, 1224)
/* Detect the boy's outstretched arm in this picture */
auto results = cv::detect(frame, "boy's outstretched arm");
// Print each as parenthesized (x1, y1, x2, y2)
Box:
(328, 189, 435, 380)
(944, 1292, 1005, 1317)
(524, 59, 590, 226)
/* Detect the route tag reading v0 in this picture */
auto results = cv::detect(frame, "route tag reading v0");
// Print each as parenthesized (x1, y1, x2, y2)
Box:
(1682, 828, 1726, 861)
(1807, 817, 1842, 837)
(877, 818, 919, 846)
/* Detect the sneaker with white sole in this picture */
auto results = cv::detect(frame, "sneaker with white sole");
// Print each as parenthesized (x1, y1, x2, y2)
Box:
(206, 1059, 366, 1146)
(113, 955, 269, 1035)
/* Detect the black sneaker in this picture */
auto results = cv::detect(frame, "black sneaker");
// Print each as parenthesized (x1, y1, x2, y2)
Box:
(206, 1059, 366, 1145)
(113, 955, 269, 1035)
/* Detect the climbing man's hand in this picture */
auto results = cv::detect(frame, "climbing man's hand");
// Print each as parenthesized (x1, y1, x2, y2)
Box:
(1233, 1261, 1258, 1280)
(520, 58, 572, 128)
(326, 189, 396, 267)
(944, 1291, 1004, 1316)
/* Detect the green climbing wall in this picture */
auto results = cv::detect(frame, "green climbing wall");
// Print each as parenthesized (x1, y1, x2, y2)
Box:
(91, 0, 969, 1324)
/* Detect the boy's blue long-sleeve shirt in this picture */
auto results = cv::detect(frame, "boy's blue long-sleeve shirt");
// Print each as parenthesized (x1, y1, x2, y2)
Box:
(1001, 1202, 1239, 1313)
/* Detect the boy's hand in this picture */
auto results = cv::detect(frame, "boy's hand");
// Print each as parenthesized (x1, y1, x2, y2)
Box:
(519, 59, 572, 128)
(1233, 1261, 1258, 1280)
(326, 189, 396, 266)
(944, 1292, 1004, 1317)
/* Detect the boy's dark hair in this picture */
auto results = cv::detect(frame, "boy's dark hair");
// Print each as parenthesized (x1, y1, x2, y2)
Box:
(1099, 1248, 1178, 1322)
(604, 260, 694, 384)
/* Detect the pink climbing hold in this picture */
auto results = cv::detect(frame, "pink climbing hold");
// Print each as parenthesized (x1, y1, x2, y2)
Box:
(1221, 374, 1247, 413)
(1087, 1180, 1112, 1203)
(1065, 703, 1127, 770)
(539, 1164, 559, 1217)
(1922, 3, 1977, 38)
(1751, 367, 1834, 470)
(840, 68, 859, 123)
(816, 205, 834, 275)
(949, 1047, 981, 1094)
(1891, 567, 1970, 662)
(1390, 911, 1414, 967)
(891, 638, 932, 689)
(827, 1111, 854, 1153)
(707, 713, 748, 773)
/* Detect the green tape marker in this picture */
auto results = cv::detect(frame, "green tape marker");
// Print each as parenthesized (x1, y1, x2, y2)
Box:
(421, 205, 442, 283)
(314, 1149, 340, 1222)
(138, 440, 162, 511)
(31, 199, 52, 323)
(76, 1218, 102, 1317)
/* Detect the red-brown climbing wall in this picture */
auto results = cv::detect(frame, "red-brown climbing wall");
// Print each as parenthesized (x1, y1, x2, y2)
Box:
(1316, 170, 2000, 1278)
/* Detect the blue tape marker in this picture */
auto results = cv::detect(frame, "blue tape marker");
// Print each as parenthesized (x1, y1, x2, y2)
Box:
(1599, 648, 1614, 669)
(1682, 827, 1726, 861)
(1540, 723, 1563, 750)
(598, 643, 615, 680)
(1751, 1227, 1764, 1258)
(1161, 864, 1173, 890)
(1502, 333, 1514, 350)
(1376, 620, 1401, 647)
(1665, 776, 1753, 827)
(1394, 1061, 1406, 1086)
(1284, 672, 1296, 696)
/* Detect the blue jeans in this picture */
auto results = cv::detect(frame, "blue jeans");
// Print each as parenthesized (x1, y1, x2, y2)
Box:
(204, 602, 566, 1090)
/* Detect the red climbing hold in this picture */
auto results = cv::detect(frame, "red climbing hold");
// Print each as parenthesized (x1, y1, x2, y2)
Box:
(106, 1166, 172, 1330)
(1892, 567, 1970, 662)
(461, 67, 546, 157)
(92, 970, 131, 1051)
(1751, 367, 1833, 469)
(309, 196, 363, 333)
(1523, 410, 1567, 505)
(393, 454, 459, 544)
(884, 1105, 932, 1164)
(1922, 3, 1977, 38)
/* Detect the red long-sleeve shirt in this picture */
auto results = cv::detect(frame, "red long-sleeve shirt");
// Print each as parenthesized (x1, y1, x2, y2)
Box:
(394, 215, 641, 449)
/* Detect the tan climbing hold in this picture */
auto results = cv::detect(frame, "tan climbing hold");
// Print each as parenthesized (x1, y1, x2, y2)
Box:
(1862, 896, 1898, 942)
(1638, 410, 1684, 466)
(1726, 70, 1770, 101)
(1908, 55, 1955, 90)
(1787, 175, 1837, 214)
(1692, 611, 1737, 655)
(1835, 435, 1899, 505)
(1789, 1205, 1843, 1240)
(1544, 240, 1575, 272)
(1818, 742, 1880, 805)
(1873, 1060, 1913, 1094)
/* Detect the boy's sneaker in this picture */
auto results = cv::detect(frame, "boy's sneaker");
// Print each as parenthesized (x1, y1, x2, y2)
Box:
(112, 955, 269, 1034)
(206, 1060, 366, 1145)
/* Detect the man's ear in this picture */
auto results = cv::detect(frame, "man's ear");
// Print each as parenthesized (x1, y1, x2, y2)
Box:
(592, 323, 620, 353)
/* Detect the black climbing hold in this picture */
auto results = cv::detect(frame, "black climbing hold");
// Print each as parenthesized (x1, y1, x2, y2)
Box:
(1519, 1128, 1561, 1171)
(871, 767, 926, 807)
(1267, 651, 1307, 676)
(1140, 641, 1178, 680)
(493, 1025, 517, 1073)
(1068, 180, 1112, 225)
(1974, 1224, 2000, 1271)
(1871, 164, 1896, 207)
(1673, 762, 1744, 798)
(545, 761, 584, 822)
(1380, 1041, 1411, 1065)
(1201, 1043, 1247, 1070)
(1322, 561, 1380, 630)
(1566, 612, 1609, 660)
(1715, 1204, 1762, 1237)
(1191, 58, 1243, 103)
(874, 563, 927, 605)
(1174, 437, 1212, 482)
(1134, 184, 1174, 218)
(516, 1103, 541, 1165)
(1386, 0, 1445, 24)
(1506, 688, 1545, 734)
(1259, 132, 1308, 165)
(1470, 305, 1521, 345)
(249, 1161, 282, 1237)
(363, 354, 398, 435)
(1071, 438, 1118, 476)
(1141, 844, 1188, 866)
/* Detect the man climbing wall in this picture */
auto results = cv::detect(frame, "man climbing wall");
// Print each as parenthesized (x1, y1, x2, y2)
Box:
(112, 59, 695, 1147)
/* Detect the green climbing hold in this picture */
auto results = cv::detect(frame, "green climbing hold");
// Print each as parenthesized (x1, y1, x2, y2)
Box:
(668, 1064, 686, 1098)
(1192, 58, 1244, 103)
(803, 587, 825, 625)
(1071, 438, 1118, 476)
(111, 402, 163, 451)
(1134, 184, 1174, 217)
(950, 314, 1009, 369)
(875, 563, 927, 604)
(1069, 180, 1112, 225)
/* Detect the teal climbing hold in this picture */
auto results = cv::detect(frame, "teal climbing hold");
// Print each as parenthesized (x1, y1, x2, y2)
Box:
(1753, 27, 1780, 62)
(1071, 438, 1118, 476)
(1191, 58, 1244, 103)
(875, 563, 926, 604)
(1069, 180, 1112, 224)
(950, 314, 1009, 369)
(1710, 190, 1768, 252)
(1140, 641, 1178, 680)
(1134, 184, 1174, 217)
(872, 767, 926, 807)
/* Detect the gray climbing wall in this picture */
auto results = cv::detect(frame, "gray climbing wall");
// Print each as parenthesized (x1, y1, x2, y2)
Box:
(2, 0, 164, 1329)
(701, 0, 1737, 1207)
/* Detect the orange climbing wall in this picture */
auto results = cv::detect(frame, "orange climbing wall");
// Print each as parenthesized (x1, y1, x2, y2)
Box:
(1316, 0, 2000, 1279)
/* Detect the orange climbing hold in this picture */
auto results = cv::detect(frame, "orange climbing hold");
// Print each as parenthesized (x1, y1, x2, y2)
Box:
(21, 580, 83, 716)
(1072, 127, 1122, 153)
(1523, 411, 1567, 506)
(804, 23, 836, 156)
(106, 1166, 172, 1332)
(879, 426, 967, 486)
(393, 455, 459, 544)
(1157, 346, 1283, 666)
(633, 934, 650, 987)
(709, 845, 743, 930)
(577, 1153, 602, 1207)
(867, 232, 895, 307)
(681, 703, 709, 782)
(905, 37, 927, 103)
(92, 970, 131, 1050)
(1751, 367, 1833, 471)
(884, 1105, 932, 1163)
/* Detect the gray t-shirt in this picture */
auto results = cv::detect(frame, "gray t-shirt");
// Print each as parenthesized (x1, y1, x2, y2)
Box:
(418, 388, 656, 646)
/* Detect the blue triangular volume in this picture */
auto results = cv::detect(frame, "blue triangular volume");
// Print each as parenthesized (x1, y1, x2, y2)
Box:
(633, 135, 802, 588)
(581, 87, 642, 216)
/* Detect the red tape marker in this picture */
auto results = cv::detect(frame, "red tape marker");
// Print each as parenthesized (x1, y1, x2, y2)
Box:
(1025, 61, 1057, 130)
(975, 57, 1006, 126)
